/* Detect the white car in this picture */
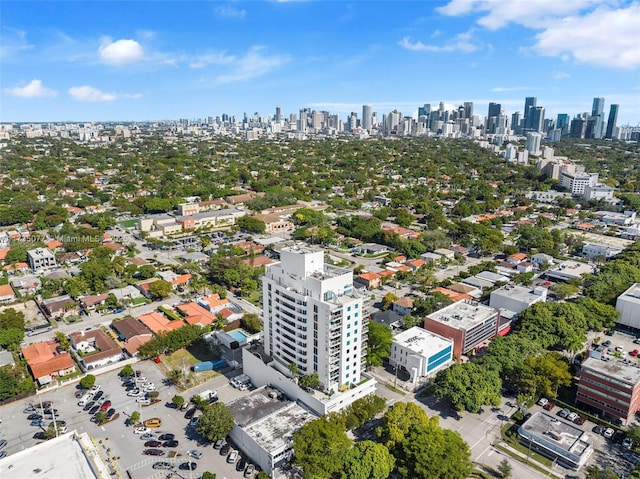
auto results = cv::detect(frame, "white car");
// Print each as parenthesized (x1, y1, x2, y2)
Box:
(187, 450, 203, 459)
(137, 397, 151, 405)
(134, 427, 150, 435)
(537, 398, 548, 407)
(604, 428, 615, 439)
(624, 438, 634, 450)
(140, 433, 158, 441)
(135, 376, 148, 383)
(90, 385, 101, 393)
(143, 383, 156, 392)
(567, 412, 578, 422)
(127, 389, 141, 397)
(227, 450, 238, 464)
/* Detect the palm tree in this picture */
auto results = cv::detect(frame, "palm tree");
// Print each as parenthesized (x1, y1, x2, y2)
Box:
(566, 335, 586, 362)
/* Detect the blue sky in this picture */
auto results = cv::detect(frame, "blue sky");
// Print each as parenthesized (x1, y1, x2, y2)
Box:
(2, 0, 639, 123)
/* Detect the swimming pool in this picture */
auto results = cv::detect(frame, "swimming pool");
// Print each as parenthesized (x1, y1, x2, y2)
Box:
(227, 329, 249, 342)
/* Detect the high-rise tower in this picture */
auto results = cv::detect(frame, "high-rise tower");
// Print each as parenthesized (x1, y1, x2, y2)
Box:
(605, 104, 619, 139)
(591, 97, 605, 139)
(362, 104, 372, 131)
(523, 97, 537, 130)
(262, 246, 366, 390)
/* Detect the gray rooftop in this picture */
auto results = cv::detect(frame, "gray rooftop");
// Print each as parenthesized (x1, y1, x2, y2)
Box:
(520, 411, 591, 460)
(619, 283, 640, 302)
(490, 284, 547, 303)
(427, 300, 498, 331)
(582, 356, 640, 386)
(228, 386, 293, 428)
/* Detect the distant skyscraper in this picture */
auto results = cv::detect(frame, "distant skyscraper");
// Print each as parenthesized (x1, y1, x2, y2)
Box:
(606, 104, 619, 139)
(523, 96, 537, 130)
(556, 114, 570, 136)
(275, 106, 282, 122)
(511, 112, 522, 134)
(529, 106, 545, 133)
(591, 97, 605, 139)
(488, 102, 501, 118)
(418, 104, 431, 118)
(526, 132, 542, 155)
(362, 104, 372, 131)
(463, 102, 474, 120)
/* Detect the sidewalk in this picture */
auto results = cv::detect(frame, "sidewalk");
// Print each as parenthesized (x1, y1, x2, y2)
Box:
(493, 440, 564, 478)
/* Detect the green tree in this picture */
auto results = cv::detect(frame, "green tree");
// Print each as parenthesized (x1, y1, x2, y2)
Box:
(433, 363, 501, 413)
(0, 328, 25, 350)
(517, 352, 572, 399)
(240, 313, 262, 333)
(137, 264, 156, 279)
(376, 402, 433, 449)
(255, 472, 269, 479)
(95, 410, 108, 424)
(381, 293, 398, 310)
(44, 422, 67, 439)
(293, 416, 352, 479)
(55, 332, 71, 350)
(196, 403, 235, 442)
(554, 283, 580, 299)
(148, 279, 172, 299)
(201, 473, 217, 479)
(79, 374, 96, 389)
(366, 321, 393, 368)
(0, 308, 25, 329)
(120, 364, 134, 377)
(288, 362, 299, 377)
(172, 394, 185, 408)
(237, 216, 266, 234)
(0, 364, 34, 400)
(497, 458, 513, 479)
(298, 373, 321, 391)
(341, 395, 386, 431)
(396, 422, 473, 479)
(129, 410, 141, 425)
(341, 440, 394, 479)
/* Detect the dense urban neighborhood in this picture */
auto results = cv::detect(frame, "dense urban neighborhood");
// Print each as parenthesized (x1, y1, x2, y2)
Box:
(0, 114, 639, 479)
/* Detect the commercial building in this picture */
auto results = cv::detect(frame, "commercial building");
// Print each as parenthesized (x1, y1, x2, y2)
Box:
(27, 247, 56, 270)
(0, 431, 114, 479)
(559, 171, 599, 195)
(583, 184, 614, 202)
(262, 245, 366, 390)
(582, 242, 623, 260)
(544, 260, 594, 282)
(518, 412, 593, 470)
(228, 386, 317, 475)
(69, 328, 123, 371)
(489, 284, 547, 315)
(577, 356, 640, 426)
(423, 300, 500, 359)
(616, 283, 640, 330)
(389, 327, 453, 381)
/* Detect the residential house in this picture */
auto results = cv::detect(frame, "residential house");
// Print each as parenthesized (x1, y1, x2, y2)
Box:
(371, 310, 404, 329)
(434, 248, 455, 260)
(0, 283, 16, 303)
(27, 248, 56, 270)
(355, 271, 382, 290)
(430, 287, 474, 303)
(405, 259, 426, 271)
(531, 253, 554, 269)
(242, 256, 274, 268)
(253, 213, 294, 234)
(392, 297, 414, 316)
(177, 302, 217, 326)
(79, 293, 109, 312)
(69, 328, 123, 371)
(137, 311, 184, 334)
(198, 294, 231, 314)
(111, 317, 152, 357)
(21, 340, 76, 385)
(506, 252, 528, 264)
(135, 277, 160, 298)
(39, 295, 78, 319)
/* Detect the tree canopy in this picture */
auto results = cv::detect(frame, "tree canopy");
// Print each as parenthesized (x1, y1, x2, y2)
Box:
(196, 403, 235, 442)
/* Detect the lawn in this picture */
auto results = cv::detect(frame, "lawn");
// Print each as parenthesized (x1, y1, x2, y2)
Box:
(158, 342, 221, 391)
(117, 219, 138, 229)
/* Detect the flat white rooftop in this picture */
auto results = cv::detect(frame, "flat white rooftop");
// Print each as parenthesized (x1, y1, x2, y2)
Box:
(428, 300, 498, 331)
(491, 284, 547, 303)
(619, 283, 640, 302)
(582, 357, 640, 386)
(393, 326, 452, 356)
(545, 260, 594, 280)
(0, 431, 112, 479)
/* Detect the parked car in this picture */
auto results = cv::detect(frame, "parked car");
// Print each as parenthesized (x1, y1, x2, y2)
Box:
(543, 402, 555, 411)
(558, 408, 570, 418)
(144, 449, 165, 456)
(537, 398, 549, 407)
(83, 402, 96, 412)
(603, 340, 612, 347)
(27, 414, 43, 420)
(574, 416, 586, 425)
(127, 389, 141, 397)
(567, 412, 578, 422)
(0, 451, 6, 459)
(163, 440, 179, 448)
(184, 408, 197, 420)
(227, 450, 239, 464)
(604, 428, 615, 439)
(137, 397, 151, 405)
(0, 440, 7, 449)
(134, 427, 151, 435)
(140, 433, 158, 441)
(23, 407, 37, 414)
(236, 458, 247, 471)
(244, 464, 255, 478)
(144, 383, 156, 392)
(89, 405, 100, 415)
(188, 450, 203, 459)
(624, 438, 634, 450)
(158, 434, 175, 441)
(143, 418, 162, 428)
(100, 400, 111, 411)
(181, 462, 199, 471)
(145, 440, 162, 448)
(189, 416, 199, 427)
(107, 408, 116, 419)
(220, 444, 230, 456)
(90, 385, 101, 393)
(593, 425, 605, 434)
(214, 438, 226, 449)
(93, 391, 104, 401)
(634, 339, 640, 345)
(153, 462, 172, 470)
(30, 420, 45, 427)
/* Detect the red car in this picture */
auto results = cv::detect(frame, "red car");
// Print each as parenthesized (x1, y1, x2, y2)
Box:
(100, 400, 111, 411)
(631, 350, 639, 357)
(543, 402, 555, 411)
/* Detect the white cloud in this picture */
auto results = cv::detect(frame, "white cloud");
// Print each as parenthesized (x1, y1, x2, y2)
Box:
(215, 4, 246, 19)
(399, 30, 479, 54)
(215, 46, 290, 84)
(0, 27, 34, 59)
(5, 79, 57, 98)
(436, 0, 638, 69)
(99, 38, 145, 66)
(436, 0, 603, 30)
(532, 4, 640, 69)
(68, 86, 117, 102)
(552, 71, 571, 80)
(189, 52, 235, 69)
(491, 86, 536, 92)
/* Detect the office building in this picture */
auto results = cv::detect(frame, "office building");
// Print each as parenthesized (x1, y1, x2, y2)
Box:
(616, 283, 640, 330)
(262, 245, 366, 391)
(389, 327, 453, 381)
(525, 132, 542, 155)
(556, 113, 570, 135)
(591, 97, 605, 139)
(489, 284, 547, 314)
(463, 102, 474, 121)
(423, 300, 500, 359)
(27, 247, 56, 270)
(528, 106, 545, 133)
(518, 412, 593, 470)
(577, 356, 640, 426)
(523, 96, 537, 130)
(362, 104, 372, 131)
(511, 111, 522, 134)
(559, 171, 599, 195)
(275, 106, 282, 122)
(606, 104, 619, 139)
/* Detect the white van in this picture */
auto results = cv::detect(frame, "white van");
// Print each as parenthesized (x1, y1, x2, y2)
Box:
(78, 393, 93, 407)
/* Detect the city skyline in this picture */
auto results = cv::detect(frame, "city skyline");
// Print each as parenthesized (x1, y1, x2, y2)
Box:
(2, 0, 639, 124)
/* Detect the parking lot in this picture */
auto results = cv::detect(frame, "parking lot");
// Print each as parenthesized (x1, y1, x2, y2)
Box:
(0, 361, 259, 479)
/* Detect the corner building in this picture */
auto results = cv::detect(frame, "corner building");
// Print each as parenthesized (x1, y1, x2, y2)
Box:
(262, 246, 366, 391)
